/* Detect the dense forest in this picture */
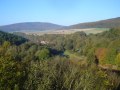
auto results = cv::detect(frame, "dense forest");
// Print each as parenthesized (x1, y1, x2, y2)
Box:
(20, 28, 120, 67)
(0, 31, 28, 45)
(1, 28, 120, 90)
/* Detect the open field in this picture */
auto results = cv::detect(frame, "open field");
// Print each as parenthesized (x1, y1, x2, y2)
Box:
(23, 28, 109, 35)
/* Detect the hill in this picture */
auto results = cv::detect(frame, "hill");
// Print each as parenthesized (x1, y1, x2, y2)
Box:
(67, 17, 120, 29)
(0, 22, 63, 32)
(0, 17, 120, 32)
(0, 30, 27, 45)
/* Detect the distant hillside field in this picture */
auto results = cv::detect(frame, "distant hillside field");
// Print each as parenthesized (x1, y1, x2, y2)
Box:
(21, 28, 109, 35)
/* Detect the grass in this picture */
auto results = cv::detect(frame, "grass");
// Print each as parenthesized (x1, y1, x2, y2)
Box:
(24, 28, 109, 36)
(64, 50, 87, 66)
(64, 50, 85, 60)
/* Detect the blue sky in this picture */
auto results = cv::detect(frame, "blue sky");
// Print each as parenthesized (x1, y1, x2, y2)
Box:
(0, 0, 120, 26)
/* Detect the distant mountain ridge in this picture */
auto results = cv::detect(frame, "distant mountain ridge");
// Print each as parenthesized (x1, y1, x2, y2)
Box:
(0, 17, 120, 32)
(67, 17, 120, 29)
(0, 22, 63, 32)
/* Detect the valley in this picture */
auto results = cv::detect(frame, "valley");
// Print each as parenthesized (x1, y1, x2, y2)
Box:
(1, 0, 120, 89)
(0, 17, 120, 90)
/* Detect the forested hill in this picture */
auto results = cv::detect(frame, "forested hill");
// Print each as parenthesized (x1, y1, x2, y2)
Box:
(67, 17, 120, 29)
(0, 30, 28, 45)
(0, 22, 63, 32)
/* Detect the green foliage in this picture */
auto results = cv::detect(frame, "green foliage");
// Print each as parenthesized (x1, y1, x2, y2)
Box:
(0, 40, 120, 90)
(35, 48, 50, 60)
(0, 30, 28, 45)
(1, 28, 120, 89)
(24, 58, 116, 90)
(15, 28, 120, 66)
(65, 39, 73, 50)
(115, 53, 120, 67)
(0, 44, 28, 90)
(2, 41, 11, 49)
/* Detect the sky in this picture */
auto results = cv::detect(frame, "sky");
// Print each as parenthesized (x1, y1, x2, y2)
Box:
(0, 0, 120, 26)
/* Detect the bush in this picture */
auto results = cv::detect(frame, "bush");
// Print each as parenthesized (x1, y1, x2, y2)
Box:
(35, 48, 50, 60)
